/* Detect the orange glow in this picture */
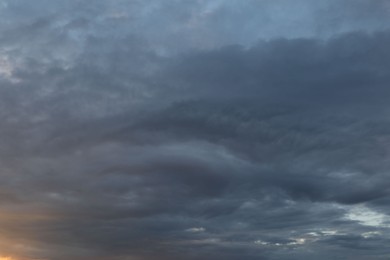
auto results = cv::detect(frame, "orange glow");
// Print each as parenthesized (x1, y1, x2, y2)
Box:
(0, 257, 13, 260)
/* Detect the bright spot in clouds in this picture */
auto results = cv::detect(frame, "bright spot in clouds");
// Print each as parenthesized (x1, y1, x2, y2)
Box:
(345, 205, 390, 228)
(0, 56, 13, 78)
(186, 227, 206, 233)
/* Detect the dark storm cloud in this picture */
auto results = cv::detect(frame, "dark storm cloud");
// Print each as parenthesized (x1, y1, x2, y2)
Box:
(1, 0, 390, 260)
(165, 31, 390, 102)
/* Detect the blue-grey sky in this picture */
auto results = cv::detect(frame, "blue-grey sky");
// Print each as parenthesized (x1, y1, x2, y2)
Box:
(1, 1, 390, 259)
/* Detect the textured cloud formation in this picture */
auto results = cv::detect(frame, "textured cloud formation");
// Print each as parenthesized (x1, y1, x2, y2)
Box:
(1, 1, 390, 259)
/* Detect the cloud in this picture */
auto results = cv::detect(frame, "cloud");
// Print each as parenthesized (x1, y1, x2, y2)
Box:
(0, 1, 390, 260)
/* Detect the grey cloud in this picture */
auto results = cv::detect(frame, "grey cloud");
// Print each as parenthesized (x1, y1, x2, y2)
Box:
(1, 1, 390, 260)
(165, 31, 390, 104)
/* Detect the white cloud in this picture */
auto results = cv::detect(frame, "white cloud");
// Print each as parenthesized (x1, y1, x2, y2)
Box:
(345, 205, 390, 228)
(186, 227, 206, 233)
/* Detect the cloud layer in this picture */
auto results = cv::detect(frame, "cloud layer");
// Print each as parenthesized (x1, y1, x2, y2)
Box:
(1, 1, 390, 259)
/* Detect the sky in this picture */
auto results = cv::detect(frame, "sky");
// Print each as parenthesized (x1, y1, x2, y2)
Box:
(1, 0, 390, 259)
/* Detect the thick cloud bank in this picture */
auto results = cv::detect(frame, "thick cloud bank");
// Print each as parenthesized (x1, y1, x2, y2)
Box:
(1, 1, 390, 259)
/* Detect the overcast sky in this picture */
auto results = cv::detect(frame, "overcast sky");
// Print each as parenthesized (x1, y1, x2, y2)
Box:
(1, 0, 390, 259)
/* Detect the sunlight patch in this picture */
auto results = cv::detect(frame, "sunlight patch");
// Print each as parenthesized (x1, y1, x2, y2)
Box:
(186, 227, 206, 233)
(0, 257, 13, 260)
(345, 205, 390, 228)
